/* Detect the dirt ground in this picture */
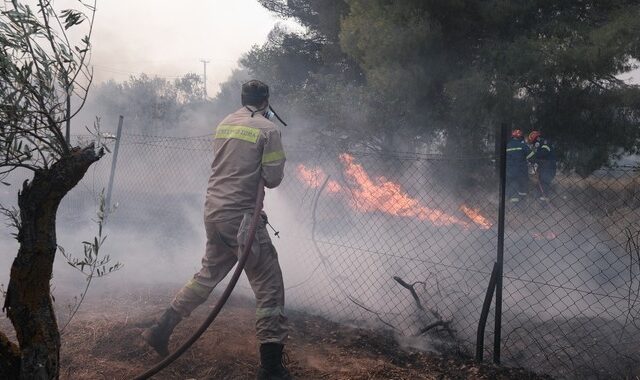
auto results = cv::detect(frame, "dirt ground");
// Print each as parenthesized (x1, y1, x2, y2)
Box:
(2, 286, 550, 379)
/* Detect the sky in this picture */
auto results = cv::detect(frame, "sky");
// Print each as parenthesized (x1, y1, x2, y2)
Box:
(82, 0, 283, 94)
(14, 1, 640, 91)
(79, 1, 640, 90)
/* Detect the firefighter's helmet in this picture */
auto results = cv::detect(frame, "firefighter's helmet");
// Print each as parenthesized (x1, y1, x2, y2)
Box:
(511, 129, 523, 139)
(528, 131, 541, 144)
(241, 80, 269, 107)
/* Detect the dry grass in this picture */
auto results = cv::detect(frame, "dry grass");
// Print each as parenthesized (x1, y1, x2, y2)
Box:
(0, 286, 553, 379)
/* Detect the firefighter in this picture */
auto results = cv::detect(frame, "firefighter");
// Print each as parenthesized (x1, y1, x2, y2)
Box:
(527, 131, 556, 201)
(506, 129, 530, 203)
(142, 80, 291, 380)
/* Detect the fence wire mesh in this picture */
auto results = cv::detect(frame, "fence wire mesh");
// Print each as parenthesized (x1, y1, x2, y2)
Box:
(53, 133, 640, 379)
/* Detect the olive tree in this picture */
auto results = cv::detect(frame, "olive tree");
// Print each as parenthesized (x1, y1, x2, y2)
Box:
(0, 1, 102, 378)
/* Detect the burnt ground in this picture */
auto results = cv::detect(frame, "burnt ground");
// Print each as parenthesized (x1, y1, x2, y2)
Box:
(1, 286, 551, 379)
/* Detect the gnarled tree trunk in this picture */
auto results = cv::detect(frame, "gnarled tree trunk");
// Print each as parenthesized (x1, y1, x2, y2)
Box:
(0, 331, 20, 378)
(2, 145, 101, 380)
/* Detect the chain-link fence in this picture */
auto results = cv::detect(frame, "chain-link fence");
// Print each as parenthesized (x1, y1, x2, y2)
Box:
(55, 133, 639, 379)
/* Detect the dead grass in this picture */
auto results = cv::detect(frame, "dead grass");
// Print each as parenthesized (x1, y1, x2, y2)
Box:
(7, 285, 551, 380)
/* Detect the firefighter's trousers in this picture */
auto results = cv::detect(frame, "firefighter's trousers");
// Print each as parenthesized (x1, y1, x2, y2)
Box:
(506, 172, 528, 200)
(170, 213, 287, 344)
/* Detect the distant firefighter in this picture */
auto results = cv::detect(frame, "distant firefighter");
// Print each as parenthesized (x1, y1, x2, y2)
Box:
(142, 80, 291, 379)
(506, 129, 531, 203)
(527, 131, 557, 202)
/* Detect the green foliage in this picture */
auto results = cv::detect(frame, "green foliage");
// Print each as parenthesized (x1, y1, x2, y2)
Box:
(258, 0, 349, 43)
(0, 3, 105, 374)
(58, 189, 122, 333)
(86, 72, 212, 134)
(341, 0, 640, 172)
(60, 190, 121, 278)
(0, 0, 95, 178)
(174, 72, 206, 103)
(242, 26, 325, 96)
(60, 9, 85, 30)
(236, 0, 640, 174)
(238, 2, 370, 149)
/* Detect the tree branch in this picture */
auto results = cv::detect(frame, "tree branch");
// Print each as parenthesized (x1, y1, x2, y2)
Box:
(393, 275, 457, 340)
(67, 1, 96, 86)
(10, 0, 69, 154)
(393, 276, 425, 311)
(346, 294, 399, 331)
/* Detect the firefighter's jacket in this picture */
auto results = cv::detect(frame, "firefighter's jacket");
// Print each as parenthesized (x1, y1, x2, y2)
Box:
(506, 137, 530, 178)
(205, 107, 286, 222)
(527, 139, 556, 181)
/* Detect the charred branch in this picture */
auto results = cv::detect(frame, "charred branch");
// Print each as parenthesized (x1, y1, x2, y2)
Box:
(346, 295, 398, 332)
(393, 276, 457, 340)
(418, 320, 454, 335)
(393, 276, 426, 311)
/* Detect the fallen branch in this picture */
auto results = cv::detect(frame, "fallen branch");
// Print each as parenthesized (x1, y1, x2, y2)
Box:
(393, 275, 456, 339)
(308, 174, 401, 333)
(418, 320, 453, 335)
(346, 294, 398, 332)
(393, 276, 426, 311)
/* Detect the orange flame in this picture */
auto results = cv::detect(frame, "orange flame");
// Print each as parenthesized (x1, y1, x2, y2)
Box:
(296, 164, 323, 188)
(296, 164, 342, 193)
(460, 205, 493, 230)
(532, 231, 557, 240)
(338, 154, 469, 227)
(295, 156, 494, 229)
(326, 180, 342, 193)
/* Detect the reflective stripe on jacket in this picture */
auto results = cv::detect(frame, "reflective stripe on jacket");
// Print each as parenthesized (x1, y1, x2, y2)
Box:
(204, 107, 286, 222)
(527, 139, 556, 180)
(506, 138, 530, 176)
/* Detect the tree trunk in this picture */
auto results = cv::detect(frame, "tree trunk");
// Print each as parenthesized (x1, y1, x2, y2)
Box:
(2, 145, 101, 380)
(0, 331, 20, 378)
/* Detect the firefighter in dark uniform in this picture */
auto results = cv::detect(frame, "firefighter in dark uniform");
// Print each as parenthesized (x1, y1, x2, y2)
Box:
(527, 131, 556, 201)
(506, 129, 530, 203)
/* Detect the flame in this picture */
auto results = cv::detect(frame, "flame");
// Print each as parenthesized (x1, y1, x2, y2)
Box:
(296, 164, 323, 188)
(296, 164, 342, 193)
(460, 205, 493, 230)
(338, 154, 468, 227)
(295, 156, 494, 229)
(532, 231, 557, 240)
(326, 180, 342, 193)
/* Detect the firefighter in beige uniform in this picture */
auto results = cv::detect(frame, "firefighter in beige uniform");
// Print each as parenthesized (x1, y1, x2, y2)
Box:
(143, 80, 291, 380)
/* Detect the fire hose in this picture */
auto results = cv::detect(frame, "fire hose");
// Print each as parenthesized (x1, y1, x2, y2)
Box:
(132, 179, 266, 380)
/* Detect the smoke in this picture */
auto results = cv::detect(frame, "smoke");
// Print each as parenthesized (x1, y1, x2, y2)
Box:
(0, 62, 638, 379)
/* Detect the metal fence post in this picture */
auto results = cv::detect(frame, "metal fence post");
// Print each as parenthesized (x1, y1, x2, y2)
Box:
(105, 116, 124, 217)
(475, 262, 499, 362)
(493, 122, 508, 364)
(63, 131, 640, 377)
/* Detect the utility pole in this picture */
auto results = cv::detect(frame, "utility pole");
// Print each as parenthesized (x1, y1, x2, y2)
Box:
(200, 59, 210, 99)
(105, 115, 124, 221)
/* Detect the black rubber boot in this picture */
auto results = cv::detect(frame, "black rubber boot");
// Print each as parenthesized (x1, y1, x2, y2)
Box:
(141, 307, 182, 357)
(257, 343, 293, 380)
